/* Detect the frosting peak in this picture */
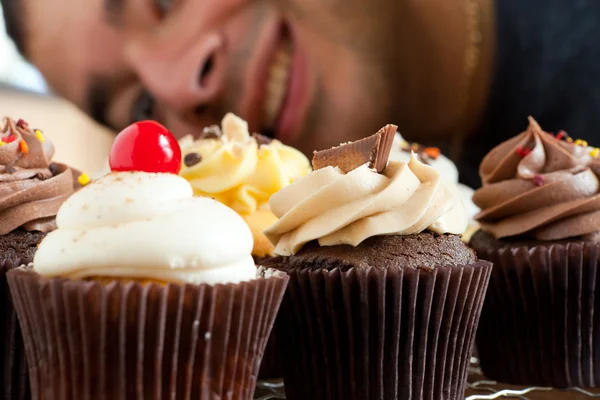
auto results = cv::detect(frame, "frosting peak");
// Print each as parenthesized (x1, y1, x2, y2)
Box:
(265, 153, 467, 256)
(474, 117, 600, 240)
(0, 117, 76, 235)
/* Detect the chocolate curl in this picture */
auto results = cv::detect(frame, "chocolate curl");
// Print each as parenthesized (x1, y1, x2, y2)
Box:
(312, 124, 397, 173)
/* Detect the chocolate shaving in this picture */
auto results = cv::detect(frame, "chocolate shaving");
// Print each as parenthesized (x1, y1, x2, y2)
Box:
(312, 124, 397, 173)
(184, 152, 202, 167)
(251, 132, 272, 146)
(200, 125, 222, 139)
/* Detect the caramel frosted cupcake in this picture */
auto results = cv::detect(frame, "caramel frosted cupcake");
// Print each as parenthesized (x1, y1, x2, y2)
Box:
(179, 113, 310, 259)
(7, 121, 288, 399)
(470, 117, 600, 387)
(263, 126, 492, 400)
(0, 116, 79, 400)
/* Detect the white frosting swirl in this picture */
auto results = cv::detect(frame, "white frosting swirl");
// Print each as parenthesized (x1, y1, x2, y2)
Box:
(265, 153, 468, 256)
(34, 172, 257, 284)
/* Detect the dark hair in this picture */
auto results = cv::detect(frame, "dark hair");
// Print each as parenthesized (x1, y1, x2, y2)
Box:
(1, 0, 28, 57)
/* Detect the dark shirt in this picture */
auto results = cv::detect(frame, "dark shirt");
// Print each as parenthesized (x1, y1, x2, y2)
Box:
(459, 0, 600, 188)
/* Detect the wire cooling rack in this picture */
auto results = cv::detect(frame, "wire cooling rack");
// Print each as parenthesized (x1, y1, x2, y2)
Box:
(253, 358, 600, 399)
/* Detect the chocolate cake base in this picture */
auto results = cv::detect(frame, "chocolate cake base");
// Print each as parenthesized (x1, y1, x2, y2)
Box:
(470, 229, 600, 387)
(264, 233, 491, 400)
(0, 229, 46, 400)
(264, 232, 477, 272)
(0, 229, 46, 266)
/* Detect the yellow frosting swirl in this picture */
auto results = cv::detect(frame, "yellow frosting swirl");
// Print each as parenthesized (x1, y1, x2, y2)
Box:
(179, 113, 311, 256)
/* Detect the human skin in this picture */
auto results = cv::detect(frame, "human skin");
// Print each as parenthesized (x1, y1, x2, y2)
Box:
(19, 0, 494, 155)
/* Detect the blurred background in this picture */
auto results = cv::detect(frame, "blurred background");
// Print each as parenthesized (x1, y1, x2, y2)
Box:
(0, 5, 113, 176)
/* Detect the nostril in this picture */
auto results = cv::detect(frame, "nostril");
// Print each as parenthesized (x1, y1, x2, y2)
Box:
(199, 55, 214, 88)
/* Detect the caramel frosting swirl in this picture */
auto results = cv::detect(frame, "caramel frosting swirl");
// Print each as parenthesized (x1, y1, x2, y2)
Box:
(0, 117, 76, 235)
(265, 153, 467, 256)
(474, 117, 600, 240)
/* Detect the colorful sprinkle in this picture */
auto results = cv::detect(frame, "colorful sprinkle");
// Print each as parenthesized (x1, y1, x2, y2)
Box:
(575, 139, 588, 147)
(0, 142, 6, 147)
(566, 137, 574, 143)
(591, 148, 600, 158)
(34, 129, 45, 142)
(77, 173, 91, 186)
(19, 140, 28, 154)
(555, 130, 567, 140)
(423, 147, 441, 159)
(533, 175, 545, 187)
(516, 146, 531, 158)
(2, 135, 16, 143)
(16, 119, 28, 129)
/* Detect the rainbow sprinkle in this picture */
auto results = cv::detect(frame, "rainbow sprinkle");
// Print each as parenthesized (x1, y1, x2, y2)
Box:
(34, 129, 45, 143)
(533, 175, 545, 187)
(19, 140, 28, 154)
(591, 148, 600, 158)
(575, 139, 588, 147)
(77, 173, 91, 186)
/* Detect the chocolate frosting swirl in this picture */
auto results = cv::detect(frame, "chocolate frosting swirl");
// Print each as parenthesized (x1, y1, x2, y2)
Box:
(0, 117, 76, 235)
(474, 117, 600, 240)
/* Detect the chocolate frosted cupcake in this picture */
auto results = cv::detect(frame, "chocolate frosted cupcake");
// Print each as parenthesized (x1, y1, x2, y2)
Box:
(0, 117, 79, 400)
(263, 126, 492, 400)
(7, 121, 288, 399)
(470, 117, 600, 387)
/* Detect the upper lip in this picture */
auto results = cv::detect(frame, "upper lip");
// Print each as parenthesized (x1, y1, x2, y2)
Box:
(239, 21, 290, 137)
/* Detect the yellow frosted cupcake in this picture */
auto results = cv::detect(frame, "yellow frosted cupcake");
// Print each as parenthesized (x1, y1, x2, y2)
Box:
(179, 113, 311, 258)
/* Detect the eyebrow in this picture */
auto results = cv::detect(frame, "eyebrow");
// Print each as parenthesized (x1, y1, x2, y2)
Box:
(104, 0, 125, 25)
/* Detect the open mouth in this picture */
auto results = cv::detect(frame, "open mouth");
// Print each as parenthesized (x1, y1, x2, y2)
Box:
(261, 27, 293, 137)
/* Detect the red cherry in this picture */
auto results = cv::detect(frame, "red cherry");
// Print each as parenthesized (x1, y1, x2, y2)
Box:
(109, 121, 182, 174)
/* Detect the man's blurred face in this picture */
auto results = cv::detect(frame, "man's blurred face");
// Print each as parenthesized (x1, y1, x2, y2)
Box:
(23, 0, 441, 153)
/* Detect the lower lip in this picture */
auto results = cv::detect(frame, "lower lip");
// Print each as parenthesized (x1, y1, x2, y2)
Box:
(273, 30, 308, 144)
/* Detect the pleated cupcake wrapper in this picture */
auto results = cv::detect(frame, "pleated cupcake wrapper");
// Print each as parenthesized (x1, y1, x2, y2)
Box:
(475, 243, 600, 388)
(0, 258, 30, 400)
(7, 268, 288, 400)
(257, 321, 282, 379)
(275, 261, 492, 400)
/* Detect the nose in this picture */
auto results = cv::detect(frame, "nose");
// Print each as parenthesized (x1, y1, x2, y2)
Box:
(126, 31, 226, 114)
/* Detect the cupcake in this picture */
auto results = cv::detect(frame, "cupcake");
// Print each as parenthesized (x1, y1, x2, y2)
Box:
(263, 125, 492, 400)
(179, 113, 310, 260)
(0, 116, 80, 399)
(470, 117, 600, 387)
(7, 121, 288, 398)
(179, 113, 309, 377)
(390, 133, 480, 240)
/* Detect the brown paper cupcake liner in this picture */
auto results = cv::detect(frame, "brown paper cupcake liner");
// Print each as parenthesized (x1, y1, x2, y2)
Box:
(0, 258, 30, 400)
(8, 267, 288, 399)
(257, 320, 282, 379)
(475, 242, 600, 387)
(273, 261, 492, 400)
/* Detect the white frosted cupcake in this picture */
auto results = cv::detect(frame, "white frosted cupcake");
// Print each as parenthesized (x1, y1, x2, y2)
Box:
(7, 121, 288, 399)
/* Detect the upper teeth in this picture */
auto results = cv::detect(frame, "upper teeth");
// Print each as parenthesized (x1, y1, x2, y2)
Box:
(263, 39, 292, 131)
